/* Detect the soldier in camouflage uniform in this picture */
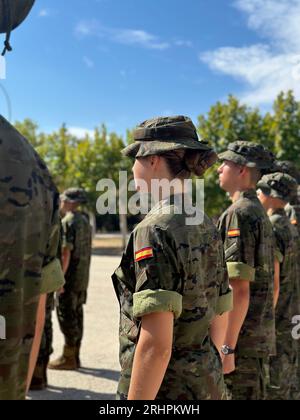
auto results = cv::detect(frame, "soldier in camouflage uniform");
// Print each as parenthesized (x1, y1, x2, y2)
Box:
(49, 188, 92, 371)
(257, 173, 299, 400)
(272, 161, 300, 400)
(112, 116, 233, 400)
(273, 161, 300, 232)
(0, 116, 65, 400)
(217, 141, 276, 400)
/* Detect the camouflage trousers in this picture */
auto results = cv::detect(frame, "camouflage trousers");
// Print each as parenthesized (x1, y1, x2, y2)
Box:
(36, 293, 54, 365)
(268, 339, 298, 400)
(291, 344, 300, 400)
(57, 289, 87, 347)
(225, 356, 269, 400)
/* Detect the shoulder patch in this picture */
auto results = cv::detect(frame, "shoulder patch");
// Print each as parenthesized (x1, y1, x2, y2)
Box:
(135, 247, 154, 262)
(228, 229, 241, 238)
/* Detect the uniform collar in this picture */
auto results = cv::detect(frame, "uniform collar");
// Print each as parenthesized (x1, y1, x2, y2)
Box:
(147, 193, 192, 217)
(233, 189, 258, 202)
(268, 208, 286, 217)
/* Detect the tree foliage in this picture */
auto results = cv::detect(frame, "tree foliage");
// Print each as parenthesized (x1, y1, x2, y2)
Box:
(14, 90, 300, 228)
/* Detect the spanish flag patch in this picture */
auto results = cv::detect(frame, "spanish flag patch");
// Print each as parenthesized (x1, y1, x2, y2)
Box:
(135, 247, 154, 262)
(228, 229, 241, 238)
(291, 219, 298, 226)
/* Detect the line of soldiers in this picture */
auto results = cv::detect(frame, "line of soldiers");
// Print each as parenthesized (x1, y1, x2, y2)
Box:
(217, 143, 300, 400)
(112, 116, 300, 401)
(30, 189, 92, 391)
(1, 113, 300, 400)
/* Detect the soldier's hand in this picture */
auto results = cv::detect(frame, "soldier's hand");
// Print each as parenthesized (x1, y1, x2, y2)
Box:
(223, 354, 235, 375)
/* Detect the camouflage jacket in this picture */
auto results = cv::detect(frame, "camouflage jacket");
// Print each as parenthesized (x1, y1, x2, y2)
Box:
(0, 116, 65, 400)
(269, 209, 299, 341)
(218, 189, 276, 358)
(62, 211, 92, 292)
(112, 195, 232, 400)
(286, 203, 300, 235)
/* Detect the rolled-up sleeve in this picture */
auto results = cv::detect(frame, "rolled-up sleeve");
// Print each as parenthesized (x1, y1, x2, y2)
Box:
(133, 289, 182, 320)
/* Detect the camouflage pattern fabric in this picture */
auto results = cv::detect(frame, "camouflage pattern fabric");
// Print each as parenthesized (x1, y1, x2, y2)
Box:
(122, 116, 218, 176)
(218, 141, 275, 172)
(112, 195, 232, 400)
(218, 189, 276, 400)
(62, 211, 92, 292)
(257, 173, 298, 204)
(218, 190, 276, 358)
(267, 209, 299, 400)
(286, 188, 300, 399)
(56, 211, 91, 347)
(57, 290, 86, 347)
(0, 116, 64, 400)
(225, 356, 269, 400)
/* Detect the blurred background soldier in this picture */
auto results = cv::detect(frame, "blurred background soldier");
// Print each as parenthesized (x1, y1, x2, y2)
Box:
(257, 173, 299, 400)
(0, 1, 65, 400)
(49, 188, 92, 371)
(272, 161, 300, 400)
(274, 161, 300, 232)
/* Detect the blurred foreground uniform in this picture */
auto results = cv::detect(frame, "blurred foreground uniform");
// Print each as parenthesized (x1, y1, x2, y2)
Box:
(258, 173, 299, 400)
(49, 189, 92, 370)
(218, 142, 276, 400)
(0, 116, 65, 400)
(30, 226, 63, 391)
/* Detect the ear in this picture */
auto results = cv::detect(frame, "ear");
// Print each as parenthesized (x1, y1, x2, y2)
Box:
(240, 166, 248, 176)
(151, 155, 160, 167)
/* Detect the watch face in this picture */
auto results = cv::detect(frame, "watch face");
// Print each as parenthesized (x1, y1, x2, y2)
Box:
(222, 346, 229, 355)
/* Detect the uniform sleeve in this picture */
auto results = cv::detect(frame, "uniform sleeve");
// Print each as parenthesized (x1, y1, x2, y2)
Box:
(215, 237, 233, 315)
(272, 226, 284, 264)
(62, 215, 75, 251)
(41, 195, 65, 294)
(219, 210, 256, 282)
(132, 226, 183, 320)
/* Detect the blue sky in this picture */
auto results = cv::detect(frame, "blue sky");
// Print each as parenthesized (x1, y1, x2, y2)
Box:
(1, 0, 299, 138)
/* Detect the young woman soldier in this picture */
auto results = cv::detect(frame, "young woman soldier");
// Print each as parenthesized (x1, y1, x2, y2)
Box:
(112, 116, 232, 400)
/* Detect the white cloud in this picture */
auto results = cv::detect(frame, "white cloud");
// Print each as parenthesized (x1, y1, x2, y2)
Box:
(200, 0, 300, 105)
(83, 56, 95, 69)
(38, 9, 50, 18)
(75, 21, 170, 50)
(174, 40, 193, 48)
(68, 127, 95, 138)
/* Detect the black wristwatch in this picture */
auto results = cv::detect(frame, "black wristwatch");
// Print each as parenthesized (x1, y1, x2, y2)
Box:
(221, 345, 235, 356)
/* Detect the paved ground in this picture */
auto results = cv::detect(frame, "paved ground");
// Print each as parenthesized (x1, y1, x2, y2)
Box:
(29, 255, 121, 400)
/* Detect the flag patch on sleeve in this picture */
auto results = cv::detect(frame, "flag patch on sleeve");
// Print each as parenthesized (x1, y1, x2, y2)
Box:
(135, 247, 154, 262)
(228, 229, 241, 238)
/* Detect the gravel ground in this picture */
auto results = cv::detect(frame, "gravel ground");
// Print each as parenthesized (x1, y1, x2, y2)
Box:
(29, 255, 121, 400)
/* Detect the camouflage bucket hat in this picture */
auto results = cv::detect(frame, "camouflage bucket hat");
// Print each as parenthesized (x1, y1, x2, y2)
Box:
(219, 141, 275, 171)
(0, 0, 35, 55)
(272, 160, 300, 184)
(257, 172, 298, 203)
(122, 115, 217, 170)
(60, 188, 88, 204)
